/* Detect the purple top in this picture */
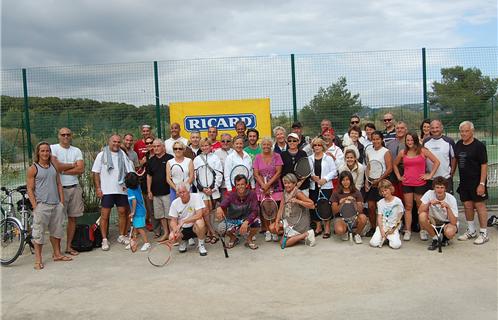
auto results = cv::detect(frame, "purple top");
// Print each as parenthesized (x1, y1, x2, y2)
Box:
(220, 189, 260, 225)
(253, 152, 284, 201)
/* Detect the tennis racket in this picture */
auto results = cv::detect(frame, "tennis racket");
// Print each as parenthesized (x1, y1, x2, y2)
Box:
(229, 164, 250, 188)
(379, 204, 402, 248)
(487, 162, 498, 188)
(170, 163, 185, 188)
(367, 159, 385, 184)
(294, 157, 312, 180)
(128, 220, 138, 253)
(260, 177, 278, 221)
(148, 226, 183, 267)
(315, 188, 332, 221)
(429, 204, 448, 253)
(281, 194, 302, 249)
(215, 217, 229, 258)
(340, 200, 358, 245)
(196, 164, 216, 202)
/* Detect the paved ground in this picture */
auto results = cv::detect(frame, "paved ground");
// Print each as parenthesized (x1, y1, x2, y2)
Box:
(1, 210, 497, 320)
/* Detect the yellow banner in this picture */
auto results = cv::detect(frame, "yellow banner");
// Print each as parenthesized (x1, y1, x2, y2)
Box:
(169, 98, 271, 139)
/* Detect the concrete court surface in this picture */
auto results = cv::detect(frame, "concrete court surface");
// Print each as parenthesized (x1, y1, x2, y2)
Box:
(1, 211, 497, 320)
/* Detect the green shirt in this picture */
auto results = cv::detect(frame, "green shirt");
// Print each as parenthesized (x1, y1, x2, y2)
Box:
(244, 145, 262, 162)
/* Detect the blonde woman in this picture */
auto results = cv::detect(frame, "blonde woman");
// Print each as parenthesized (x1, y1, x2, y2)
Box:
(166, 141, 194, 201)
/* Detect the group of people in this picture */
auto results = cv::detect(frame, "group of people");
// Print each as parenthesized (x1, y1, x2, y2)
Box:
(26, 112, 491, 269)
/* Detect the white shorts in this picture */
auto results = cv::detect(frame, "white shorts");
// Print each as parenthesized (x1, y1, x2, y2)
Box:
(369, 226, 401, 249)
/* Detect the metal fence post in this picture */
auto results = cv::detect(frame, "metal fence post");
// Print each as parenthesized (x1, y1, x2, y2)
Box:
(153, 61, 162, 139)
(422, 48, 428, 119)
(291, 54, 297, 122)
(492, 96, 496, 145)
(22, 68, 33, 162)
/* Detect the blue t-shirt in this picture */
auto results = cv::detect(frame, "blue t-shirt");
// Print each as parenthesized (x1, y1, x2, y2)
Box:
(127, 187, 146, 217)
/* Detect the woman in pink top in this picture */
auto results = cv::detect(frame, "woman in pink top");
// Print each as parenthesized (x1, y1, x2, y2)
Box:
(393, 132, 440, 240)
(253, 137, 283, 242)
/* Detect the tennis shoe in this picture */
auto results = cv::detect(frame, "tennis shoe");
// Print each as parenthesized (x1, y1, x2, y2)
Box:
(354, 234, 362, 244)
(188, 238, 196, 246)
(306, 230, 316, 247)
(140, 243, 151, 251)
(419, 230, 429, 241)
(125, 244, 131, 250)
(265, 231, 272, 242)
(473, 232, 489, 245)
(272, 233, 279, 242)
(179, 240, 188, 253)
(117, 235, 127, 244)
(198, 244, 208, 256)
(457, 230, 477, 241)
(341, 233, 349, 241)
(403, 231, 411, 241)
(101, 239, 110, 251)
(428, 239, 438, 251)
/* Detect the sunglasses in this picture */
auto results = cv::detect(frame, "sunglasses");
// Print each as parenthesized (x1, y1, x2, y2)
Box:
(383, 118, 393, 122)
(60, 133, 71, 137)
(313, 144, 322, 147)
(221, 140, 232, 143)
(350, 121, 359, 124)
(287, 139, 298, 143)
(145, 142, 153, 145)
(173, 147, 183, 151)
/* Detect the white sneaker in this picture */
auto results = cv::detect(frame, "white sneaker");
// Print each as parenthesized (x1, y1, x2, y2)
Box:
(341, 233, 349, 241)
(306, 230, 316, 247)
(354, 234, 362, 244)
(272, 233, 279, 242)
(125, 243, 131, 250)
(198, 243, 208, 256)
(101, 239, 110, 251)
(252, 235, 257, 241)
(473, 232, 489, 245)
(117, 235, 126, 244)
(265, 231, 272, 242)
(140, 243, 151, 251)
(179, 240, 188, 253)
(403, 231, 411, 241)
(188, 238, 196, 246)
(458, 230, 477, 241)
(420, 230, 429, 241)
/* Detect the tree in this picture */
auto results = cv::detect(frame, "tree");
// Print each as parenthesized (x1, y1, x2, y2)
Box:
(429, 66, 498, 128)
(299, 77, 362, 136)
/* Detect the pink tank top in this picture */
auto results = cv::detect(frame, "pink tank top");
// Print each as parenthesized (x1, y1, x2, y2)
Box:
(402, 153, 426, 186)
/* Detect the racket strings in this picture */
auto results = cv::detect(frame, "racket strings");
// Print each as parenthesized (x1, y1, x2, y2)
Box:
(197, 166, 215, 188)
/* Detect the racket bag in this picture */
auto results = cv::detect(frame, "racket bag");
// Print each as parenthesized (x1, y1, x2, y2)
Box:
(71, 224, 94, 252)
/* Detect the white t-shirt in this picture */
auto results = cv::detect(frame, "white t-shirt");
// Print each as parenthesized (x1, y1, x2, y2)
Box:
(50, 144, 83, 186)
(169, 193, 205, 228)
(326, 144, 345, 171)
(224, 151, 254, 188)
(377, 197, 404, 229)
(167, 157, 192, 185)
(193, 153, 223, 199)
(420, 190, 458, 223)
(165, 137, 189, 156)
(423, 136, 455, 179)
(91, 150, 135, 195)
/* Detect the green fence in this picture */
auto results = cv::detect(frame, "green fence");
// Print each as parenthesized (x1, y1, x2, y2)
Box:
(2, 47, 497, 204)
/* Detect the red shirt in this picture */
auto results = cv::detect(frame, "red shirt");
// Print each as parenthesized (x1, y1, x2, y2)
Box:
(211, 141, 222, 152)
(134, 140, 148, 160)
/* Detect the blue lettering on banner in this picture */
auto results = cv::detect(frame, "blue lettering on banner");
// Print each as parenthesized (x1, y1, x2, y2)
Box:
(184, 114, 257, 132)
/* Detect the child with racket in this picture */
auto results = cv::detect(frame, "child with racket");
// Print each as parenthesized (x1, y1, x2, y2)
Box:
(369, 179, 404, 249)
(124, 172, 150, 251)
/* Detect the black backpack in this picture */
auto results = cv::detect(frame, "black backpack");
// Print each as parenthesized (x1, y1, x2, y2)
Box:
(71, 224, 94, 252)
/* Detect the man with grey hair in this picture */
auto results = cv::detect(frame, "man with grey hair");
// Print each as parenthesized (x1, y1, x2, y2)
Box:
(382, 112, 397, 143)
(454, 121, 490, 245)
(167, 183, 208, 256)
(92, 134, 135, 251)
(214, 133, 234, 197)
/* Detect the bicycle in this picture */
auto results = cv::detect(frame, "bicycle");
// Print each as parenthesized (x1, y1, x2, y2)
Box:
(1, 185, 34, 265)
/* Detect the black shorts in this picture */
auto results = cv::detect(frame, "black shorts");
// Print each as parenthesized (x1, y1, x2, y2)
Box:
(402, 184, 428, 195)
(366, 187, 382, 202)
(457, 182, 488, 202)
(181, 226, 197, 240)
(101, 194, 129, 209)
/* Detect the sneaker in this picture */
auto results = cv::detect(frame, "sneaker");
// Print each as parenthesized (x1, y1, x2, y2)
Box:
(306, 230, 316, 247)
(341, 233, 349, 241)
(198, 243, 208, 256)
(101, 239, 110, 251)
(473, 232, 489, 245)
(420, 230, 429, 241)
(179, 240, 188, 253)
(125, 243, 131, 250)
(188, 238, 196, 246)
(457, 230, 477, 241)
(117, 235, 126, 244)
(252, 235, 257, 241)
(403, 231, 411, 241)
(354, 234, 362, 244)
(140, 243, 151, 251)
(272, 233, 279, 242)
(265, 231, 272, 242)
(427, 239, 438, 251)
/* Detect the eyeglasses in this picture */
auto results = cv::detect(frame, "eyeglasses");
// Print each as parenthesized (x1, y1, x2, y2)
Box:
(312, 144, 322, 147)
(145, 142, 153, 145)
(173, 148, 183, 151)
(221, 140, 232, 143)
(287, 139, 298, 143)
(350, 121, 359, 124)
(60, 133, 71, 137)
(383, 119, 393, 122)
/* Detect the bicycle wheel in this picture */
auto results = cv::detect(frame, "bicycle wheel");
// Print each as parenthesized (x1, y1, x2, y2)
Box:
(1, 217, 24, 266)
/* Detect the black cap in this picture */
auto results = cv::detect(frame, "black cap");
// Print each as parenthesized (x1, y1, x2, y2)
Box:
(291, 121, 303, 128)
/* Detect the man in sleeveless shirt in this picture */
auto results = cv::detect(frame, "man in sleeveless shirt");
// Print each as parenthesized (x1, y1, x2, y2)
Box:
(50, 128, 85, 256)
(27, 142, 69, 270)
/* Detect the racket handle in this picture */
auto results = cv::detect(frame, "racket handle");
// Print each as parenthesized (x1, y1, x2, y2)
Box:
(281, 235, 287, 249)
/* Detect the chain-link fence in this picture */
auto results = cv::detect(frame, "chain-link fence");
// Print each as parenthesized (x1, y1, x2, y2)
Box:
(2, 47, 497, 207)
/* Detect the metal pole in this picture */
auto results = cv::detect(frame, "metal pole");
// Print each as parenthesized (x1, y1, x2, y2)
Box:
(422, 48, 428, 119)
(153, 61, 162, 139)
(291, 54, 298, 122)
(22, 68, 33, 162)
(492, 96, 496, 145)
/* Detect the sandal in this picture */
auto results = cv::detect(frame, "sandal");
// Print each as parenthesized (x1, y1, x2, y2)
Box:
(245, 242, 259, 250)
(65, 249, 79, 256)
(34, 262, 44, 270)
(315, 230, 323, 236)
(226, 237, 239, 249)
(53, 255, 73, 262)
(322, 233, 331, 239)
(210, 236, 219, 244)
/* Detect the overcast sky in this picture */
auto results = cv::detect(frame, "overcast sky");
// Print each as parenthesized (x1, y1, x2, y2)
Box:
(1, 0, 496, 68)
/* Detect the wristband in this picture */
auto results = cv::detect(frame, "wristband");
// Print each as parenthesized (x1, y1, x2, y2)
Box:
(479, 182, 485, 186)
